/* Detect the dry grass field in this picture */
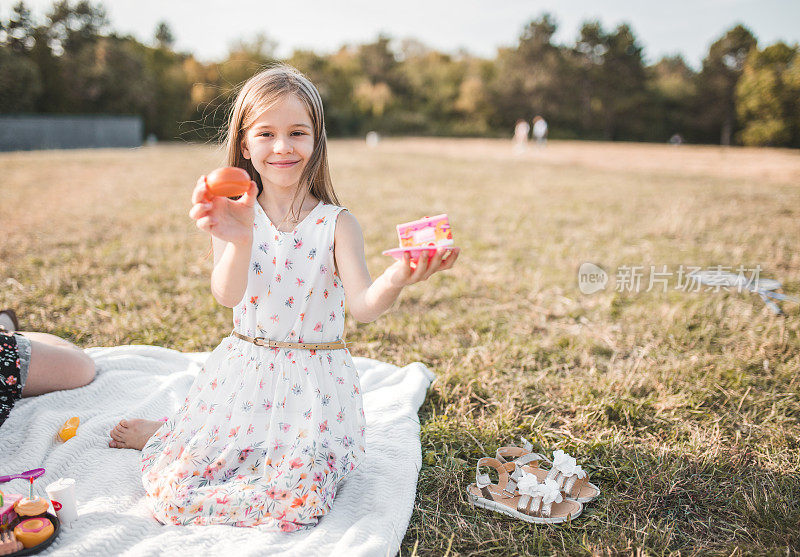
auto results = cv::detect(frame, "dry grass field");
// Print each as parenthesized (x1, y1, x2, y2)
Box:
(1, 138, 799, 555)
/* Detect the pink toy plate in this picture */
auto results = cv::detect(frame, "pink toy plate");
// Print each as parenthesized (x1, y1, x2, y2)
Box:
(382, 246, 459, 261)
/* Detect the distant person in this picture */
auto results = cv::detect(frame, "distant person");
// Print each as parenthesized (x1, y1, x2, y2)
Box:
(669, 133, 684, 146)
(0, 309, 96, 428)
(366, 130, 380, 147)
(513, 119, 530, 154)
(532, 116, 548, 146)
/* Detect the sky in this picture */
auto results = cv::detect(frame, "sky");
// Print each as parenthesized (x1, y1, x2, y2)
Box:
(3, 0, 797, 69)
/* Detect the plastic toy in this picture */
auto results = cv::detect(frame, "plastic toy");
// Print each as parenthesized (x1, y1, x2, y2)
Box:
(45, 478, 78, 526)
(0, 528, 23, 554)
(382, 214, 457, 264)
(206, 167, 251, 198)
(0, 469, 47, 523)
(0, 470, 45, 485)
(0, 469, 60, 554)
(58, 417, 80, 442)
(13, 518, 53, 549)
(0, 492, 22, 532)
(14, 495, 48, 519)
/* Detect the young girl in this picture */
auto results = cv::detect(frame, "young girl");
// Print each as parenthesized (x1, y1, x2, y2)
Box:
(108, 65, 459, 531)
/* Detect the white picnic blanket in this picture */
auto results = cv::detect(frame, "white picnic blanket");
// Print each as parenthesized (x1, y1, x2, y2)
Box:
(0, 345, 434, 556)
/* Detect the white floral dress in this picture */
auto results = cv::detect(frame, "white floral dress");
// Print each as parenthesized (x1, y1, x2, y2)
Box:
(140, 200, 366, 531)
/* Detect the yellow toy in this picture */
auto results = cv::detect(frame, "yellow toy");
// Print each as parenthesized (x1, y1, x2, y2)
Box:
(58, 417, 80, 441)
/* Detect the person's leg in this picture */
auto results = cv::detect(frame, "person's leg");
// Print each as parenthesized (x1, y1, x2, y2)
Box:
(19, 332, 96, 397)
(109, 419, 164, 450)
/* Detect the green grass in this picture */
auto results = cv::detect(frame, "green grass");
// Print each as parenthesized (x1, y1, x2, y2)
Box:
(1, 139, 799, 555)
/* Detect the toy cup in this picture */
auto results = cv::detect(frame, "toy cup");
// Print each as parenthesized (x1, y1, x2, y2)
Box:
(45, 478, 77, 526)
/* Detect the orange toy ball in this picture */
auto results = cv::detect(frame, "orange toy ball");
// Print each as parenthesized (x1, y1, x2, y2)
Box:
(206, 167, 251, 198)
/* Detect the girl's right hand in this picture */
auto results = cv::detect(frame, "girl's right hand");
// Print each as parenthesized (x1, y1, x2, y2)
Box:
(189, 176, 258, 245)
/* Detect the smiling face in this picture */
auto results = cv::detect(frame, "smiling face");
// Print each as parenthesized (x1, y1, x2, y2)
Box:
(241, 93, 315, 193)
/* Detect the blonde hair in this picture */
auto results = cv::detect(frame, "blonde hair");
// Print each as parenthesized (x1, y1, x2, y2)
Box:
(224, 64, 340, 224)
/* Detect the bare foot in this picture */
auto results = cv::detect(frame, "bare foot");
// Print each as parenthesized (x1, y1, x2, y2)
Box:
(108, 419, 163, 450)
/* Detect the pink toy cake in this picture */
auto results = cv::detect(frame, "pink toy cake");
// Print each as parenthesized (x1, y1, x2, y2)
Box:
(0, 492, 22, 531)
(382, 214, 456, 262)
(397, 214, 453, 248)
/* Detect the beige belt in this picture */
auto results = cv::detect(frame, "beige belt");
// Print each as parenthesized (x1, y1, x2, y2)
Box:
(232, 330, 347, 350)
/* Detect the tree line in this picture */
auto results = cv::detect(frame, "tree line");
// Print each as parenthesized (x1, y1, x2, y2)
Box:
(1, 1, 798, 147)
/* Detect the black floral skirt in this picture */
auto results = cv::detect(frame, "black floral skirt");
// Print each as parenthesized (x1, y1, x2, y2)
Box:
(0, 332, 30, 427)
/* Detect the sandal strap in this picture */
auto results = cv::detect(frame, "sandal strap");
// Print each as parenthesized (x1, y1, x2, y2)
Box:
(518, 494, 545, 517)
(503, 455, 541, 495)
(496, 443, 545, 466)
(531, 495, 544, 516)
(563, 473, 577, 495)
(503, 462, 524, 495)
(550, 450, 589, 494)
(475, 457, 509, 491)
(514, 453, 543, 467)
(564, 474, 588, 497)
(495, 445, 526, 464)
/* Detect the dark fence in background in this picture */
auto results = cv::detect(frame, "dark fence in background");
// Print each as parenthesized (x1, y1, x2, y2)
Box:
(0, 115, 142, 151)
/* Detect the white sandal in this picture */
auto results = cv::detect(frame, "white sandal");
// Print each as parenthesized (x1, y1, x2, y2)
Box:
(466, 457, 582, 524)
(496, 439, 600, 503)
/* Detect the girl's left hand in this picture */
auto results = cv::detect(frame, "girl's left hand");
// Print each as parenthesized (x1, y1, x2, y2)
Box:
(384, 247, 460, 288)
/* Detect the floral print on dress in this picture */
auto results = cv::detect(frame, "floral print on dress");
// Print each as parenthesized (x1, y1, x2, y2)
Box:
(141, 201, 365, 531)
(0, 332, 25, 427)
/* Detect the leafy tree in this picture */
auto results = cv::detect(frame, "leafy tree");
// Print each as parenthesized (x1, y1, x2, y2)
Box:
(46, 0, 108, 56)
(452, 57, 494, 135)
(0, 47, 42, 111)
(569, 22, 647, 140)
(13, 0, 109, 112)
(140, 35, 194, 139)
(645, 55, 696, 141)
(5, 1, 36, 54)
(695, 24, 757, 145)
(3, 3, 798, 147)
(349, 35, 410, 131)
(490, 15, 564, 132)
(180, 57, 226, 141)
(0, 1, 42, 112)
(396, 48, 466, 133)
(60, 36, 156, 115)
(220, 32, 278, 87)
(154, 21, 174, 49)
(568, 21, 606, 136)
(602, 24, 647, 139)
(288, 48, 362, 135)
(356, 34, 398, 85)
(736, 42, 800, 146)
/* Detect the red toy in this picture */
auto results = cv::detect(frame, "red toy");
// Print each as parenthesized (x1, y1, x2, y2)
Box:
(206, 167, 251, 198)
